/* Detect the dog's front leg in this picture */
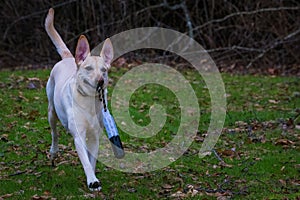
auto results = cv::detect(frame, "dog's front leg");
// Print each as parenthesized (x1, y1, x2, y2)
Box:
(71, 128, 101, 191)
(86, 132, 100, 172)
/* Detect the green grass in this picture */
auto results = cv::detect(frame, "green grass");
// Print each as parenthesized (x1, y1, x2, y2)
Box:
(0, 67, 299, 199)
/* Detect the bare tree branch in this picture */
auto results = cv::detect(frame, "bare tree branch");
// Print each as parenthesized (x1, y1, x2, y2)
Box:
(193, 6, 300, 31)
(2, 0, 77, 40)
(163, 0, 194, 38)
(246, 28, 300, 68)
(1, 1, 299, 72)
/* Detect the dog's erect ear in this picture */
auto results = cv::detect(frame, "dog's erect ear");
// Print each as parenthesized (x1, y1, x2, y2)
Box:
(100, 38, 114, 67)
(75, 35, 90, 65)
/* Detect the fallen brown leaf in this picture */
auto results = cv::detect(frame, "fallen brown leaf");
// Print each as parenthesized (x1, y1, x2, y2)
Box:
(279, 179, 286, 187)
(162, 184, 173, 189)
(170, 190, 186, 198)
(275, 139, 295, 145)
(219, 161, 233, 168)
(291, 179, 300, 186)
(0, 134, 8, 142)
(268, 99, 279, 104)
(219, 149, 235, 157)
(0, 193, 13, 199)
(31, 194, 49, 200)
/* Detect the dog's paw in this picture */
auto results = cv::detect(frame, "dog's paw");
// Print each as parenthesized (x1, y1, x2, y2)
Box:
(88, 180, 102, 191)
(49, 147, 59, 167)
(50, 146, 59, 159)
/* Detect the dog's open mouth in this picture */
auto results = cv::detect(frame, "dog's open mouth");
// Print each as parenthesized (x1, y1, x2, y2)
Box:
(83, 79, 97, 89)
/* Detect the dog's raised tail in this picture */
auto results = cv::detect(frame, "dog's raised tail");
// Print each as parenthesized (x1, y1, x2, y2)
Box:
(45, 8, 73, 59)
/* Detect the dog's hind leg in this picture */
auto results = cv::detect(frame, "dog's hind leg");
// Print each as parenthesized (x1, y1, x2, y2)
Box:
(46, 79, 59, 163)
(48, 104, 59, 163)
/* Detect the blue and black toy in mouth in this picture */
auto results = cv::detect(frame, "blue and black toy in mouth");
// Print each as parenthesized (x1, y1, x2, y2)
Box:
(109, 136, 124, 158)
(102, 108, 125, 159)
(98, 86, 125, 159)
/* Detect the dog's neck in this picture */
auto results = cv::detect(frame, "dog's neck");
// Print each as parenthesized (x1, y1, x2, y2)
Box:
(74, 92, 102, 115)
(77, 84, 89, 97)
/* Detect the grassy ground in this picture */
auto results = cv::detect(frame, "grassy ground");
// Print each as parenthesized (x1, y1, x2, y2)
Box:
(0, 67, 299, 199)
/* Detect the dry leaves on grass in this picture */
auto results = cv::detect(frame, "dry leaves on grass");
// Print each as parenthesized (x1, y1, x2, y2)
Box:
(0, 75, 46, 90)
(169, 184, 233, 199)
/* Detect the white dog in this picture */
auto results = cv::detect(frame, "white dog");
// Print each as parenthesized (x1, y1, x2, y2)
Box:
(45, 8, 113, 191)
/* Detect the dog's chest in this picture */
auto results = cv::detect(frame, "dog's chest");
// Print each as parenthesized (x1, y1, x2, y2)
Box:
(72, 95, 102, 126)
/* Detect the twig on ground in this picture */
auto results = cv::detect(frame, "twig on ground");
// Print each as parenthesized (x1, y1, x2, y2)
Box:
(9, 170, 27, 177)
(212, 149, 223, 163)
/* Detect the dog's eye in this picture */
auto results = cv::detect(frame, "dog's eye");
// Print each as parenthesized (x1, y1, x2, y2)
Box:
(85, 66, 93, 71)
(101, 68, 107, 72)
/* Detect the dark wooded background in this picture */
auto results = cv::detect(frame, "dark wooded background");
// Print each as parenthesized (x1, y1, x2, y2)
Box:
(1, 0, 299, 75)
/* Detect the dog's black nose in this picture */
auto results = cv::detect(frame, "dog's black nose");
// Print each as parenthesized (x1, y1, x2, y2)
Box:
(96, 79, 104, 92)
(98, 79, 104, 86)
